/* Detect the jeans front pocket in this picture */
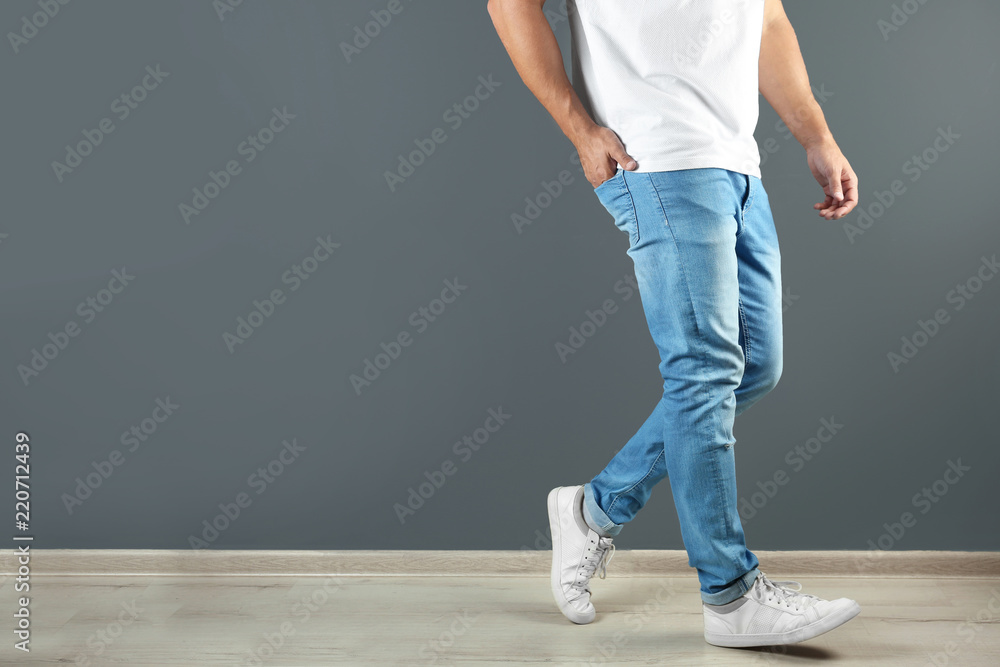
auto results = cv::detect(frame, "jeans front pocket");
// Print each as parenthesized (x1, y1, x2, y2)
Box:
(594, 169, 639, 246)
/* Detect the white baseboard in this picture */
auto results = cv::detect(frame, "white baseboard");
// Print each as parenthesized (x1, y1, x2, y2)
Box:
(3, 549, 998, 577)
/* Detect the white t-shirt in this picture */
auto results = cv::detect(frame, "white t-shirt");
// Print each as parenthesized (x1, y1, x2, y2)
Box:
(567, 0, 765, 178)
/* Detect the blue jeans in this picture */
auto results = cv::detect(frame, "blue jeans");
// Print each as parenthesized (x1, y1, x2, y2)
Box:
(583, 167, 783, 605)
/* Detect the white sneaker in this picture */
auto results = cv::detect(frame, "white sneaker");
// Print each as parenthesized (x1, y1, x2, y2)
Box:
(547, 485, 615, 624)
(703, 571, 861, 647)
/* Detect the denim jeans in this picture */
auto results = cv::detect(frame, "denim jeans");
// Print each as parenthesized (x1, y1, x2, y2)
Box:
(583, 167, 783, 605)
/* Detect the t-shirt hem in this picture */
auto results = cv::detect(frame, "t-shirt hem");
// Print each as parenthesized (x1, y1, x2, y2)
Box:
(626, 156, 762, 180)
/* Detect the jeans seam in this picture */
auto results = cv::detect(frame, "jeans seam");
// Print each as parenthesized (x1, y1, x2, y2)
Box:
(738, 296, 752, 366)
(740, 568, 758, 595)
(619, 170, 640, 244)
(605, 448, 664, 519)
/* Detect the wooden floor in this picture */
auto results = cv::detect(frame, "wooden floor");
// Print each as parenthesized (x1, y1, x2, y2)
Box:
(4, 572, 999, 665)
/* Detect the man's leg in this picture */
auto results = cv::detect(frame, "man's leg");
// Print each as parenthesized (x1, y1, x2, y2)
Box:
(584, 168, 774, 604)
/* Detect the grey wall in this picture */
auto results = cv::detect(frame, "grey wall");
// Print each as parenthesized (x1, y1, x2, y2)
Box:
(2, 0, 998, 553)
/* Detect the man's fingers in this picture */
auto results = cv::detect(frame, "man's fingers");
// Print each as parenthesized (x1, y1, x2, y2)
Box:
(823, 197, 856, 220)
(815, 166, 855, 218)
(817, 192, 841, 219)
(831, 188, 859, 218)
(807, 154, 858, 220)
(842, 171, 859, 206)
(826, 168, 858, 219)
(588, 156, 618, 187)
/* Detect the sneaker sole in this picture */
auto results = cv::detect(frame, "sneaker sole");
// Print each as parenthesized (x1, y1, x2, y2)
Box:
(705, 600, 861, 647)
(547, 486, 595, 625)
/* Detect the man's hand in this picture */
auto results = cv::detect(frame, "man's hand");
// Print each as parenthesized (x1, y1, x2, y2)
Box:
(576, 124, 639, 188)
(806, 139, 859, 220)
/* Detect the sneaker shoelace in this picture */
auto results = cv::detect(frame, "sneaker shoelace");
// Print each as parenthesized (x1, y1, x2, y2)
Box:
(754, 572, 821, 612)
(573, 537, 615, 594)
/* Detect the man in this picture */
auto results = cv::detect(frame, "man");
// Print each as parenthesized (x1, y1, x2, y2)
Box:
(487, 0, 861, 648)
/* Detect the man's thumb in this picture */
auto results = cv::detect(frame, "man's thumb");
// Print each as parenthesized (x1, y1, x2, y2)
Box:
(611, 146, 638, 170)
(617, 152, 637, 170)
(830, 171, 844, 200)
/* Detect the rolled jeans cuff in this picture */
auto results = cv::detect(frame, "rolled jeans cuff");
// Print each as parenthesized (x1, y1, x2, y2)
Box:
(582, 482, 623, 537)
(701, 567, 760, 605)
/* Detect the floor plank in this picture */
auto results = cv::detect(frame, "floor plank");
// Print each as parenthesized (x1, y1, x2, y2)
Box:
(4, 574, 999, 665)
